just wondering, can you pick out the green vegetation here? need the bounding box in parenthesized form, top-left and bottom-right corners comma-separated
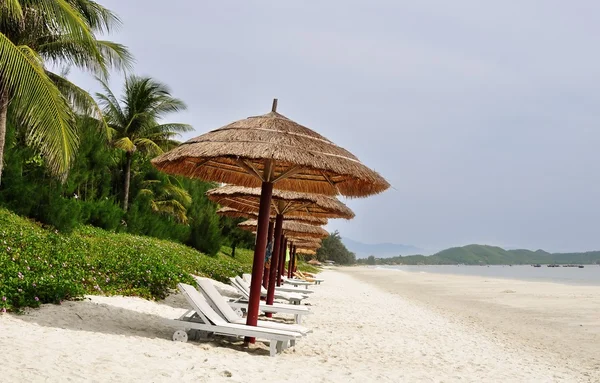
(356, 244, 600, 265)
(0, 208, 250, 312)
(316, 231, 356, 265)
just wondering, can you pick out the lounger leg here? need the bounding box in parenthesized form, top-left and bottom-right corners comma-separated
(270, 342, 277, 357)
(276, 341, 283, 354)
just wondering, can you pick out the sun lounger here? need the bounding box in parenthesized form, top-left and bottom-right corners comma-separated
(167, 283, 302, 357)
(235, 276, 307, 304)
(228, 278, 312, 324)
(282, 276, 314, 289)
(241, 273, 314, 295)
(197, 279, 311, 335)
(295, 271, 324, 284)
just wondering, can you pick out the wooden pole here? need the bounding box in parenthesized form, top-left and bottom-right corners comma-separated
(292, 245, 297, 274)
(266, 214, 284, 316)
(262, 220, 274, 289)
(277, 237, 287, 286)
(244, 181, 273, 343)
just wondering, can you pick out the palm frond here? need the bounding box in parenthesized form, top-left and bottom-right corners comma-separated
(35, 0, 97, 43)
(0, 0, 24, 24)
(153, 123, 194, 133)
(162, 183, 192, 206)
(0, 35, 77, 176)
(47, 70, 102, 118)
(66, 0, 122, 33)
(133, 138, 162, 155)
(95, 77, 125, 125)
(38, 37, 132, 76)
(113, 137, 135, 152)
(94, 40, 133, 72)
(152, 200, 188, 224)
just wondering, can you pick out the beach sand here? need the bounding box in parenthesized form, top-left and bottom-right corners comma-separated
(1, 268, 598, 382)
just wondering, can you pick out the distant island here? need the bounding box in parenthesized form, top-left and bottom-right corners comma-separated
(355, 244, 600, 265)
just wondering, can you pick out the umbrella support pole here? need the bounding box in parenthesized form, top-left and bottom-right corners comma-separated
(288, 246, 293, 278)
(244, 181, 273, 344)
(266, 214, 284, 316)
(262, 221, 274, 289)
(277, 237, 287, 286)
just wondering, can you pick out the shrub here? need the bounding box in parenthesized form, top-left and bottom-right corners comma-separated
(0, 209, 246, 312)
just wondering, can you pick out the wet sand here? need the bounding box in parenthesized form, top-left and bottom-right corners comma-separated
(343, 266, 600, 380)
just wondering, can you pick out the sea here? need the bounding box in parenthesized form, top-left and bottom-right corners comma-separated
(377, 264, 600, 286)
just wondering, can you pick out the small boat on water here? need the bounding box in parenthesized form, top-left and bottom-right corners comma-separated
(533, 264, 541, 268)
(578, 265, 584, 268)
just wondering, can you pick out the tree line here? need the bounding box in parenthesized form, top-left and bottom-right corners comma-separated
(0, 0, 254, 255)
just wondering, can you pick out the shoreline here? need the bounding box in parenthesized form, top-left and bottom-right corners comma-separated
(370, 264, 600, 287)
(342, 266, 600, 378)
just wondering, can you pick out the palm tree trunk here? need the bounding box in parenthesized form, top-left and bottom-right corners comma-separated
(123, 152, 133, 211)
(0, 88, 9, 186)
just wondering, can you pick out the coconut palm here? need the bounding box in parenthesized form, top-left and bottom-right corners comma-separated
(97, 75, 192, 211)
(138, 176, 192, 224)
(0, 0, 132, 182)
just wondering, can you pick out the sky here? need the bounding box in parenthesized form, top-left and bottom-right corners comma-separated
(70, 1, 600, 253)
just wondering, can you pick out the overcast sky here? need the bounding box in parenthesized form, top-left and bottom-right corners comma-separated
(71, 1, 600, 253)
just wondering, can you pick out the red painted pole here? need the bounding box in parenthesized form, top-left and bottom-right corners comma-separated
(287, 244, 293, 278)
(277, 237, 287, 286)
(293, 246, 296, 271)
(292, 246, 297, 274)
(245, 181, 273, 343)
(266, 214, 284, 316)
(262, 220, 274, 289)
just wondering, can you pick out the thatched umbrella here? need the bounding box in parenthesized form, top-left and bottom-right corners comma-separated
(217, 207, 328, 226)
(152, 100, 388, 335)
(237, 219, 328, 240)
(208, 185, 348, 310)
(208, 186, 355, 219)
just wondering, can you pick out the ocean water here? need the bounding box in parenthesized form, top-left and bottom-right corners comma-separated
(378, 264, 600, 286)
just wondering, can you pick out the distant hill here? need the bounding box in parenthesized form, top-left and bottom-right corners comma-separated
(356, 244, 600, 265)
(341, 237, 422, 258)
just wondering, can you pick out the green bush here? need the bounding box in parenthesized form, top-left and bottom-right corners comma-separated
(0, 209, 246, 312)
(81, 199, 124, 231)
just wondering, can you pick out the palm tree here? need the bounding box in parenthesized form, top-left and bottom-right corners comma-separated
(97, 75, 192, 211)
(0, 0, 132, 182)
(138, 176, 192, 224)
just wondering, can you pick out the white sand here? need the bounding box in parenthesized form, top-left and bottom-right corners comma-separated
(1, 269, 597, 382)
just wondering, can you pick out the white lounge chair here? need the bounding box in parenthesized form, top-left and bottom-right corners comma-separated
(235, 276, 307, 304)
(228, 278, 312, 324)
(196, 279, 311, 336)
(282, 277, 314, 289)
(295, 271, 324, 285)
(167, 283, 302, 357)
(242, 273, 314, 294)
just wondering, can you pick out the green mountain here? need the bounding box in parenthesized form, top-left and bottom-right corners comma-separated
(357, 244, 600, 265)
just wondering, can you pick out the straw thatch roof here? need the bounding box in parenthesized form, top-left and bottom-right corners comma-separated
(216, 207, 328, 225)
(297, 249, 317, 256)
(151, 102, 389, 197)
(237, 219, 328, 239)
(207, 185, 354, 219)
(293, 241, 321, 250)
